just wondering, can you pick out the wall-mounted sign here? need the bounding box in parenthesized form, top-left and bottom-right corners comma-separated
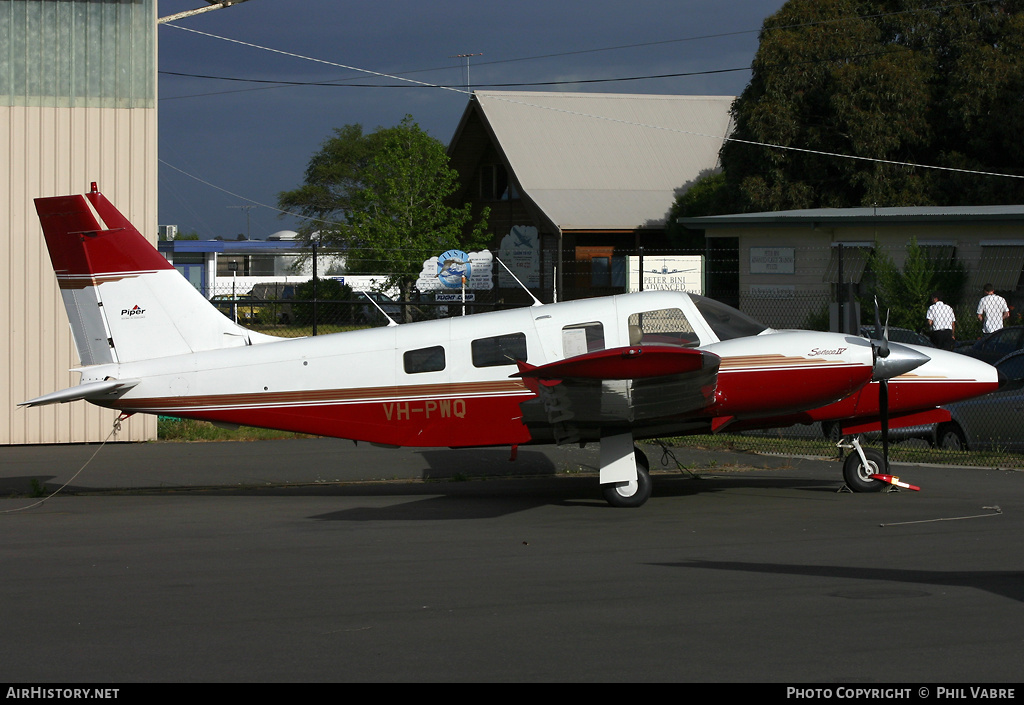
(749, 284, 795, 298)
(750, 247, 795, 274)
(626, 255, 703, 293)
(498, 225, 540, 288)
(416, 251, 493, 291)
(438, 249, 471, 288)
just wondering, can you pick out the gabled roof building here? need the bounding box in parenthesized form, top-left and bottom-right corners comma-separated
(447, 91, 734, 301)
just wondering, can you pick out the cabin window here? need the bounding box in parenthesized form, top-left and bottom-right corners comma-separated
(562, 322, 605, 357)
(472, 333, 528, 368)
(627, 309, 699, 347)
(404, 346, 446, 373)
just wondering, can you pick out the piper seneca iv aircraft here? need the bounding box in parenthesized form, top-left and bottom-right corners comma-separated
(23, 185, 1002, 507)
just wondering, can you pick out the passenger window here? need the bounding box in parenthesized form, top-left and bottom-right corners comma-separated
(472, 333, 528, 367)
(628, 309, 699, 347)
(404, 346, 445, 373)
(562, 322, 605, 357)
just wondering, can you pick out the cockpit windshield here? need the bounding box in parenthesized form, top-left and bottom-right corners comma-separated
(691, 294, 770, 341)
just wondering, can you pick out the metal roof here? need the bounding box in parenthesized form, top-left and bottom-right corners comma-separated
(679, 205, 1024, 229)
(158, 239, 308, 254)
(470, 91, 734, 230)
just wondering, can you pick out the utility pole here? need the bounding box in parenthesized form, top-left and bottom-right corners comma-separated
(450, 53, 482, 92)
(228, 205, 255, 239)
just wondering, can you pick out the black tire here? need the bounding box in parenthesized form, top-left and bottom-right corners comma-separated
(842, 448, 887, 492)
(601, 448, 652, 508)
(937, 423, 968, 451)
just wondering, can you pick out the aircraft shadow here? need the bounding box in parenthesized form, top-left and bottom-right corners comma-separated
(416, 448, 564, 479)
(306, 474, 842, 521)
(3, 470, 844, 522)
(653, 559, 1024, 603)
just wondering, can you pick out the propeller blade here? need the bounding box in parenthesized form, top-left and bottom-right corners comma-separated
(879, 378, 890, 472)
(873, 296, 889, 358)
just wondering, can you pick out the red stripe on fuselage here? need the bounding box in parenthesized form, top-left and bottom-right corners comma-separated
(145, 394, 537, 447)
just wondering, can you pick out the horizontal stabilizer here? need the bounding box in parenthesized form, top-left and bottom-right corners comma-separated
(514, 345, 716, 381)
(20, 379, 140, 407)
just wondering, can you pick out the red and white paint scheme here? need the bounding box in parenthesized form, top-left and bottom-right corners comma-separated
(23, 185, 1001, 506)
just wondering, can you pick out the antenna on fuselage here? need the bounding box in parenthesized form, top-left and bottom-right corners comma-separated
(496, 257, 544, 307)
(363, 293, 398, 327)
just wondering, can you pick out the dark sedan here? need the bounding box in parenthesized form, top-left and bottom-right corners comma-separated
(859, 326, 934, 347)
(936, 349, 1024, 451)
(956, 326, 1024, 364)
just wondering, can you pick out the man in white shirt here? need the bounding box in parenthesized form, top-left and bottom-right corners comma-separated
(926, 292, 956, 350)
(977, 283, 1009, 334)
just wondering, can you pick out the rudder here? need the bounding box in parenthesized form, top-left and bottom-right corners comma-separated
(34, 183, 277, 366)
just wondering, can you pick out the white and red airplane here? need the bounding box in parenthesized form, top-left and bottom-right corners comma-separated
(22, 184, 1001, 506)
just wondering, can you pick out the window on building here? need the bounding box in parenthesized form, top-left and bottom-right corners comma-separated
(575, 246, 626, 291)
(822, 243, 872, 285)
(479, 164, 511, 200)
(472, 333, 528, 367)
(217, 257, 247, 276)
(975, 244, 1024, 292)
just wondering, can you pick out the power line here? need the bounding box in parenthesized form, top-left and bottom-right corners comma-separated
(159, 0, 1020, 219)
(159, 0, 998, 99)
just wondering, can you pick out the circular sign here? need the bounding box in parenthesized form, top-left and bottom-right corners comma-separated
(438, 249, 471, 289)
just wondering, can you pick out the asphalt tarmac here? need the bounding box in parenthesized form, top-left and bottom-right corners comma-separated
(1, 438, 1022, 683)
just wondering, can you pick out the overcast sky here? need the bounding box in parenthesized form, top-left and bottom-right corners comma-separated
(157, 0, 788, 239)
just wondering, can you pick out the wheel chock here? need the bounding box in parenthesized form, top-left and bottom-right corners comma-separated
(869, 474, 920, 491)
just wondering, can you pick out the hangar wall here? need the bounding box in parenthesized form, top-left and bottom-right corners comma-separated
(1, 0, 158, 443)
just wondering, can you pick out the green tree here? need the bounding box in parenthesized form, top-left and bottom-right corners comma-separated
(292, 277, 354, 326)
(719, 0, 1024, 212)
(279, 116, 490, 314)
(665, 170, 733, 250)
(863, 239, 967, 332)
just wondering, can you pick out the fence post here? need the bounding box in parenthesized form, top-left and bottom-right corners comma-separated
(312, 241, 318, 336)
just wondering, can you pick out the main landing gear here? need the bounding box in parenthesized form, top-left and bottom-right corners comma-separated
(602, 448, 652, 508)
(598, 433, 652, 508)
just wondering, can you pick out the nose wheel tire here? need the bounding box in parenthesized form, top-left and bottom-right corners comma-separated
(842, 448, 887, 493)
(601, 448, 652, 508)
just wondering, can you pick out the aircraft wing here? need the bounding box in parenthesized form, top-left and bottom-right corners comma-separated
(19, 379, 140, 407)
(514, 345, 719, 443)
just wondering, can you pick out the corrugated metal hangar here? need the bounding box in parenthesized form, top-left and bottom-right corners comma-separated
(2, 0, 158, 444)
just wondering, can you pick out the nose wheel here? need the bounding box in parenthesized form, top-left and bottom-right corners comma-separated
(839, 438, 887, 493)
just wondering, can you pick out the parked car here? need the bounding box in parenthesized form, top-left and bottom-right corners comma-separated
(955, 326, 1024, 364)
(211, 294, 264, 322)
(823, 351, 1024, 451)
(935, 349, 1024, 451)
(354, 290, 402, 324)
(248, 283, 296, 324)
(858, 326, 934, 347)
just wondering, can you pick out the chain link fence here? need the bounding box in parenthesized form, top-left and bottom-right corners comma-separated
(197, 242, 1024, 469)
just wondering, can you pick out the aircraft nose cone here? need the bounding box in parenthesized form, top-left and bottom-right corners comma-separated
(872, 342, 931, 381)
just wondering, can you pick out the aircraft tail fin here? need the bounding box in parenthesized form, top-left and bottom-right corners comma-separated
(34, 183, 278, 366)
